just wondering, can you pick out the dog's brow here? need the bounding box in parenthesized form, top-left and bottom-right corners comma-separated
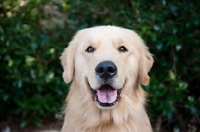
(112, 38, 125, 47)
(89, 39, 100, 47)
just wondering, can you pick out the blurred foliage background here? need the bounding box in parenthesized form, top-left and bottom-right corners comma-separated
(0, 0, 200, 131)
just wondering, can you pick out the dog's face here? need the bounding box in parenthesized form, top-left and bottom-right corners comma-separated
(61, 26, 153, 109)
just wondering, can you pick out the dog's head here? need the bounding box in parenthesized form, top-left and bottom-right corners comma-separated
(61, 26, 153, 109)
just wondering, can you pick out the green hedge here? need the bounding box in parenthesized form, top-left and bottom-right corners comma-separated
(1, 0, 200, 131)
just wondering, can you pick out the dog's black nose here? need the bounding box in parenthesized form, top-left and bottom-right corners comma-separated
(95, 61, 117, 79)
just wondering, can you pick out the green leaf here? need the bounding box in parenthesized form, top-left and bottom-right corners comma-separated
(156, 41, 163, 51)
(169, 70, 176, 80)
(20, 121, 29, 129)
(25, 56, 35, 66)
(175, 44, 182, 51)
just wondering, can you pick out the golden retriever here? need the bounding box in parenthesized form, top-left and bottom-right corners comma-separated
(60, 26, 154, 132)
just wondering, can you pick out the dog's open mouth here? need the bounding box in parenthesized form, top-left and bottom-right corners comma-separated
(90, 84, 122, 107)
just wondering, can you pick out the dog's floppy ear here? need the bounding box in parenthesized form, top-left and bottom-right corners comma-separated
(127, 29, 154, 86)
(60, 35, 79, 83)
(138, 45, 154, 86)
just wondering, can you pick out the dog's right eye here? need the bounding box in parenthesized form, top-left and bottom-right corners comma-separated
(85, 46, 95, 53)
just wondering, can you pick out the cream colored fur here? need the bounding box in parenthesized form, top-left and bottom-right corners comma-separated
(60, 26, 154, 132)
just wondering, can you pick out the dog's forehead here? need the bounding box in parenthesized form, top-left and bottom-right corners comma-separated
(82, 26, 126, 39)
(87, 37, 124, 47)
(75, 26, 142, 56)
(80, 29, 128, 47)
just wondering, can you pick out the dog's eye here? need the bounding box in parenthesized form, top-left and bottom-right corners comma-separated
(119, 46, 128, 52)
(85, 46, 95, 53)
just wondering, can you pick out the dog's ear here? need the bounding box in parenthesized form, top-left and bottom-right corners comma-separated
(60, 35, 78, 83)
(138, 45, 154, 86)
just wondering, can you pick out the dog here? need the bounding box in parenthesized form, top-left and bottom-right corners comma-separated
(60, 25, 154, 132)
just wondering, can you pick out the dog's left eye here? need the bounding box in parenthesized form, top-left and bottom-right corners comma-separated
(85, 46, 95, 53)
(119, 46, 128, 52)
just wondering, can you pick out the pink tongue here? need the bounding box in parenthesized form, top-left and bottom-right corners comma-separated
(97, 85, 117, 103)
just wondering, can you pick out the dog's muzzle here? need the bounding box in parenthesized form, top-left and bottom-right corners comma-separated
(90, 61, 122, 107)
